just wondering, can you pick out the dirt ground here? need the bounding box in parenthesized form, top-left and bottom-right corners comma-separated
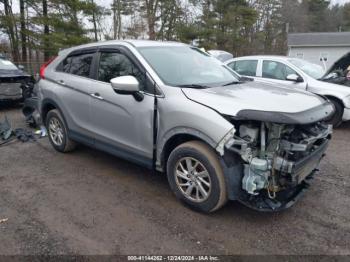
(0, 104, 349, 256)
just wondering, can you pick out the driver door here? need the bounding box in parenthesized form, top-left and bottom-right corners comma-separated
(89, 47, 155, 168)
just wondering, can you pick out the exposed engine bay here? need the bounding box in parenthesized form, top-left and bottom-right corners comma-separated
(224, 120, 332, 210)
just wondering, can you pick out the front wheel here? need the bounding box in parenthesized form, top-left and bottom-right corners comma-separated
(166, 141, 227, 213)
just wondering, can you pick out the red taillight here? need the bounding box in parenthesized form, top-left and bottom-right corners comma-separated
(39, 56, 57, 79)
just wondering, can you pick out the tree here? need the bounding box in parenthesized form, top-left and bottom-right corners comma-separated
(20, 0, 27, 62)
(1, 0, 20, 61)
(302, 0, 330, 32)
(42, 0, 50, 60)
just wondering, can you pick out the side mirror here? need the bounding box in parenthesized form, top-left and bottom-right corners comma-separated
(286, 74, 303, 83)
(18, 65, 24, 70)
(110, 75, 144, 101)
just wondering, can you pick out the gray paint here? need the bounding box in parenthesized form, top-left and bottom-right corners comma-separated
(38, 40, 332, 170)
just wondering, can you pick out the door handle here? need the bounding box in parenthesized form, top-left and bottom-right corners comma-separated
(90, 93, 104, 100)
(57, 80, 66, 85)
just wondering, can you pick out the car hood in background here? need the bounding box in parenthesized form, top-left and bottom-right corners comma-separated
(0, 69, 31, 78)
(324, 52, 350, 77)
(182, 81, 334, 124)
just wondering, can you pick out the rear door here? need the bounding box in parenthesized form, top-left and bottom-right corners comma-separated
(54, 49, 96, 143)
(259, 60, 307, 90)
(89, 46, 155, 167)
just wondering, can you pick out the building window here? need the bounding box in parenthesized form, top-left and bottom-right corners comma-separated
(296, 53, 304, 59)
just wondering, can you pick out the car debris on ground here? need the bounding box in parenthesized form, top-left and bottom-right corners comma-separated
(0, 116, 46, 147)
(0, 218, 8, 224)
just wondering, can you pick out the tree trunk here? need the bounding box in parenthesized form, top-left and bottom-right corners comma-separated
(42, 0, 50, 61)
(117, 0, 121, 39)
(91, 0, 98, 41)
(20, 0, 27, 63)
(3, 0, 20, 62)
(112, 0, 117, 39)
(145, 0, 158, 40)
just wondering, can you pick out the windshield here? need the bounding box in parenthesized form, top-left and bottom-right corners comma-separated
(0, 59, 18, 70)
(288, 58, 325, 79)
(138, 46, 239, 87)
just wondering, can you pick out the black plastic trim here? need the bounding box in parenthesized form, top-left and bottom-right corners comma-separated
(236, 102, 335, 124)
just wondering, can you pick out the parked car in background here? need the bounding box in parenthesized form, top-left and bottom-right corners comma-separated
(207, 50, 234, 62)
(36, 40, 333, 213)
(322, 52, 350, 87)
(0, 58, 34, 103)
(226, 56, 350, 126)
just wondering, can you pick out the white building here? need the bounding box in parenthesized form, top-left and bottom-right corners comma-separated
(288, 32, 350, 70)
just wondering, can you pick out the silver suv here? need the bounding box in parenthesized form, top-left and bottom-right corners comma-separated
(37, 40, 333, 212)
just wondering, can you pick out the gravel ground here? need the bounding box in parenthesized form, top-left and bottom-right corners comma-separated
(0, 104, 349, 255)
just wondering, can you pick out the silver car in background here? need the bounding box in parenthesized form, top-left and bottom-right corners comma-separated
(225, 56, 350, 126)
(36, 40, 333, 212)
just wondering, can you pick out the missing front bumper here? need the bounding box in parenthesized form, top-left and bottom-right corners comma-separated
(238, 172, 316, 212)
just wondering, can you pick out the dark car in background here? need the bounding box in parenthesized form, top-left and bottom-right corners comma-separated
(0, 58, 34, 103)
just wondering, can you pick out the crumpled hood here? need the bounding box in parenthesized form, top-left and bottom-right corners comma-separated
(182, 81, 333, 123)
(323, 52, 350, 77)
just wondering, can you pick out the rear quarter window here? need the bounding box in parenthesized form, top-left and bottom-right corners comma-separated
(56, 53, 94, 78)
(56, 56, 72, 73)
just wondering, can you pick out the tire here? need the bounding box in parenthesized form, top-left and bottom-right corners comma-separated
(327, 98, 343, 127)
(46, 109, 77, 152)
(166, 141, 227, 213)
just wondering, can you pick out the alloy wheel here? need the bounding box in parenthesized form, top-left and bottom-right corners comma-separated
(48, 117, 64, 146)
(174, 157, 211, 203)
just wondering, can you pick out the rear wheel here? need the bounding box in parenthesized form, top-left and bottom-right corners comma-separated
(166, 141, 227, 213)
(46, 109, 76, 152)
(327, 98, 343, 127)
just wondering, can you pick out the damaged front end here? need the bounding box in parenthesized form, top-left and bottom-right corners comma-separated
(0, 75, 34, 102)
(219, 118, 332, 211)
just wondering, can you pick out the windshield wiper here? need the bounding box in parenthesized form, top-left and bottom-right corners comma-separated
(222, 81, 243, 86)
(176, 84, 210, 89)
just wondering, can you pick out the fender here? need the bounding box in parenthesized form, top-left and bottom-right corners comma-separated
(156, 127, 218, 171)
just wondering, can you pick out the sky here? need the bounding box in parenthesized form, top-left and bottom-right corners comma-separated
(332, 0, 350, 4)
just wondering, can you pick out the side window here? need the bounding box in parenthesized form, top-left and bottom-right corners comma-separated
(229, 60, 257, 76)
(69, 53, 94, 77)
(56, 57, 72, 73)
(262, 60, 298, 80)
(98, 52, 147, 91)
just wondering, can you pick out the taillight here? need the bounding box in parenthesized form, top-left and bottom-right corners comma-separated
(39, 56, 57, 79)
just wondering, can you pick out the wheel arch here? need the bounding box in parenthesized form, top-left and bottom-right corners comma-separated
(156, 128, 218, 172)
(41, 98, 60, 123)
(324, 95, 345, 108)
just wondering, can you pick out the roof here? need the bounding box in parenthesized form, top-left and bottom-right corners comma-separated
(59, 40, 186, 55)
(226, 55, 289, 63)
(288, 32, 350, 47)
